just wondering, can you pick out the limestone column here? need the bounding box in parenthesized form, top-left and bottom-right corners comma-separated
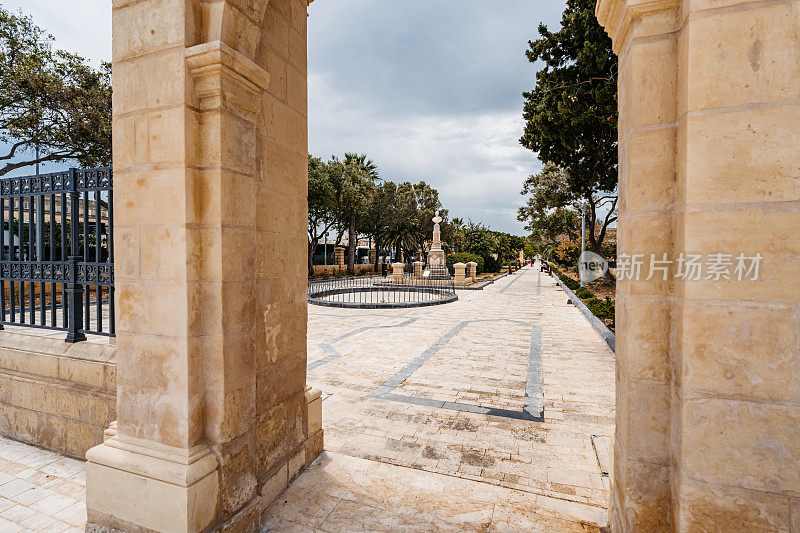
(453, 263, 466, 286)
(597, 0, 800, 530)
(413, 261, 424, 278)
(87, 1, 322, 531)
(595, 2, 679, 529)
(519, 249, 524, 265)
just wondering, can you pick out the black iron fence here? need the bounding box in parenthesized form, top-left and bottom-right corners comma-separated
(308, 267, 456, 308)
(0, 167, 114, 341)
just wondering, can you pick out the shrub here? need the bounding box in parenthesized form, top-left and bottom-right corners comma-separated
(446, 253, 484, 275)
(562, 277, 579, 291)
(584, 297, 616, 329)
(575, 287, 594, 300)
(483, 255, 503, 273)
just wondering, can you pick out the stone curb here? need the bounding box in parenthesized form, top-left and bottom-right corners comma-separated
(552, 276, 616, 354)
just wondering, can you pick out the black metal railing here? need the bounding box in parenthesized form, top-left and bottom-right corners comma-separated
(308, 267, 456, 308)
(0, 167, 114, 341)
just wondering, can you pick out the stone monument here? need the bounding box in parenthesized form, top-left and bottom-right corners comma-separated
(426, 211, 446, 270)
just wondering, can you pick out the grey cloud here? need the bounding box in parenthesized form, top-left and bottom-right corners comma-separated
(309, 0, 565, 233)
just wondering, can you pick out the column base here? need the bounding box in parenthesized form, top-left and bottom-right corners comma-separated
(85, 427, 219, 533)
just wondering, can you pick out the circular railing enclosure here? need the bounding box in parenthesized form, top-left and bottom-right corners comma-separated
(308, 268, 457, 309)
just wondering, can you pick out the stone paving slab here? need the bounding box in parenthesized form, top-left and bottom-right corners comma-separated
(0, 436, 86, 532)
(263, 451, 606, 532)
(307, 266, 616, 513)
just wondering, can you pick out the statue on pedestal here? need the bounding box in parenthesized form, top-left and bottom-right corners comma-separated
(426, 211, 446, 272)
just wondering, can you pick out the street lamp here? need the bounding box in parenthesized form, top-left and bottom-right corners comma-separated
(580, 200, 586, 288)
(323, 232, 329, 265)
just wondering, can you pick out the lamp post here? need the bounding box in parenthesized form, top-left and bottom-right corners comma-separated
(323, 232, 329, 265)
(580, 201, 586, 288)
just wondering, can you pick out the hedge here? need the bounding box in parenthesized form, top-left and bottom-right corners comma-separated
(549, 264, 615, 330)
(446, 253, 484, 275)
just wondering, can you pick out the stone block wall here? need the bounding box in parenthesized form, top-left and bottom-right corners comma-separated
(0, 333, 115, 458)
(313, 264, 375, 276)
(597, 0, 800, 530)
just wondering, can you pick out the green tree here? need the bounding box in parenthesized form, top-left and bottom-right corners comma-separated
(400, 181, 445, 262)
(449, 217, 465, 254)
(307, 155, 339, 276)
(520, 0, 618, 274)
(518, 164, 582, 243)
(0, 8, 111, 175)
(361, 180, 398, 269)
(342, 153, 378, 273)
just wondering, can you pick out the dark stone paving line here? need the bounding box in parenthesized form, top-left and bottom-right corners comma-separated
(308, 317, 420, 371)
(498, 267, 530, 294)
(524, 325, 543, 417)
(370, 319, 544, 421)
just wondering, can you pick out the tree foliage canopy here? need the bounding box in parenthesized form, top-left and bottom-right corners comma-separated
(520, 0, 617, 196)
(307, 154, 524, 275)
(0, 7, 111, 176)
(519, 0, 618, 266)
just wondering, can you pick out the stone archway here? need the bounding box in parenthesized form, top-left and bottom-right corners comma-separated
(86, 1, 320, 531)
(87, 0, 799, 531)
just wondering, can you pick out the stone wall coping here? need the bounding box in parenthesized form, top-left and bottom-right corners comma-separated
(595, 0, 679, 52)
(0, 331, 116, 364)
(0, 331, 116, 390)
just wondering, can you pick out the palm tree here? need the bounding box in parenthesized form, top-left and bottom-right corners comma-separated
(451, 217, 465, 254)
(343, 153, 379, 273)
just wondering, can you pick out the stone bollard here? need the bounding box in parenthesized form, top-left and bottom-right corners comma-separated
(413, 261, 424, 279)
(334, 247, 345, 268)
(467, 261, 477, 282)
(392, 262, 405, 284)
(454, 262, 466, 286)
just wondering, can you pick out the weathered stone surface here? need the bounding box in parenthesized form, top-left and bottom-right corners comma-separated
(87, 0, 320, 530)
(598, 0, 800, 530)
(0, 332, 115, 458)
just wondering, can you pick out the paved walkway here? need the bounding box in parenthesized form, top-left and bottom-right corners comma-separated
(0, 265, 616, 531)
(266, 265, 616, 530)
(0, 437, 86, 532)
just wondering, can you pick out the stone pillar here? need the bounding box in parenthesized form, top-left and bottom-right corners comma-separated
(334, 246, 345, 268)
(467, 261, 478, 282)
(369, 249, 377, 265)
(392, 262, 404, 284)
(597, 1, 800, 531)
(519, 249, 524, 265)
(88, 1, 322, 531)
(413, 261, 424, 278)
(453, 263, 466, 286)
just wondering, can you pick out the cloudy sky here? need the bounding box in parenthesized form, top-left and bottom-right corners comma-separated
(2, 0, 566, 234)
